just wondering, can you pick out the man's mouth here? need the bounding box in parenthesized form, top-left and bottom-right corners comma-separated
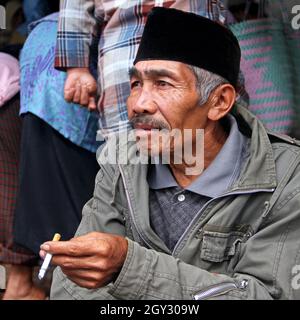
(134, 123, 158, 130)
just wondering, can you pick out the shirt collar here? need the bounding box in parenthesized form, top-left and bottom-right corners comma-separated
(147, 114, 248, 197)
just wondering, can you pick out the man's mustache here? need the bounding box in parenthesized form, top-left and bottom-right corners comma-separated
(130, 115, 170, 130)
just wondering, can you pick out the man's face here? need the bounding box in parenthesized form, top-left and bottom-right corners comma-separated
(127, 60, 210, 157)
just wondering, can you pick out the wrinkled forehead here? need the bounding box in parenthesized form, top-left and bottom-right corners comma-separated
(129, 60, 194, 80)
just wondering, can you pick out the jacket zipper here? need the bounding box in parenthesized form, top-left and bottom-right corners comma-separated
(118, 165, 157, 250)
(172, 188, 274, 255)
(193, 279, 248, 300)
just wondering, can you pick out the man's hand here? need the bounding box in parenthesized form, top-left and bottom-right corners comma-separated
(64, 67, 97, 110)
(39, 232, 128, 289)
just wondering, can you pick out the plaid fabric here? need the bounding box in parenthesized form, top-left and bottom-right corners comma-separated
(0, 96, 36, 265)
(55, 0, 227, 137)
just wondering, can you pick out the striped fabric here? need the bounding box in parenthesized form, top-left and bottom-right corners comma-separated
(0, 96, 36, 265)
(230, 18, 300, 134)
(55, 0, 227, 137)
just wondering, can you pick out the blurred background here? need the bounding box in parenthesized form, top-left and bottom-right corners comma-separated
(0, 0, 59, 51)
(1, 0, 299, 50)
(0, 0, 299, 138)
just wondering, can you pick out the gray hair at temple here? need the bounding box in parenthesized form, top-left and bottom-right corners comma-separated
(188, 65, 229, 106)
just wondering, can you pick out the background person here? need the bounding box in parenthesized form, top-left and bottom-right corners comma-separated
(55, 0, 249, 138)
(0, 52, 41, 300)
(7, 14, 100, 299)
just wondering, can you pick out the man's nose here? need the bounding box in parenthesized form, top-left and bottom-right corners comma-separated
(132, 88, 157, 114)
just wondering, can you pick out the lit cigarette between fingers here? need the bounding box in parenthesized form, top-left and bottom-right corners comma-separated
(38, 233, 61, 280)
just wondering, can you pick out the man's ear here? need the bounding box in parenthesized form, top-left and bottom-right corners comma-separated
(207, 84, 236, 121)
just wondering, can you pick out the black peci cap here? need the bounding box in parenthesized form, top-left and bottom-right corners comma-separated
(134, 7, 241, 87)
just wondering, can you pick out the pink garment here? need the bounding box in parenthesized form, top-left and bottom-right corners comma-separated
(0, 53, 20, 108)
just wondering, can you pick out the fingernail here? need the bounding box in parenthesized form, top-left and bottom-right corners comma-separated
(40, 244, 50, 251)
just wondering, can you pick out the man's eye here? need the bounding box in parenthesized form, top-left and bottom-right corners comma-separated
(156, 80, 171, 87)
(130, 81, 141, 89)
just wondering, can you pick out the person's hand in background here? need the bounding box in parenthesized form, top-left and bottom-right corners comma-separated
(64, 67, 97, 110)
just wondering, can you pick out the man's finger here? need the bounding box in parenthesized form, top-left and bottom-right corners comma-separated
(40, 240, 91, 256)
(73, 83, 81, 103)
(64, 87, 75, 102)
(40, 237, 109, 256)
(60, 270, 103, 289)
(51, 255, 104, 270)
(88, 96, 97, 111)
(87, 79, 97, 95)
(39, 249, 46, 259)
(80, 85, 89, 106)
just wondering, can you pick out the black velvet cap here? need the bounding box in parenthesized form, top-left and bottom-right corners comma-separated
(134, 7, 241, 87)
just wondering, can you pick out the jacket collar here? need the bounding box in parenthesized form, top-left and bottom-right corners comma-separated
(229, 104, 277, 191)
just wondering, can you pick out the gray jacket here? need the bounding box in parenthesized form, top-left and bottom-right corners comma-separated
(51, 105, 300, 300)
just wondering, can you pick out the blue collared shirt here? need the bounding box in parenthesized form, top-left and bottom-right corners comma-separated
(148, 114, 249, 251)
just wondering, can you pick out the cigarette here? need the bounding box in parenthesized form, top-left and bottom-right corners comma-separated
(38, 233, 61, 280)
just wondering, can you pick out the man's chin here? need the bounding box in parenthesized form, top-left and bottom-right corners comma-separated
(136, 143, 162, 158)
(134, 128, 153, 137)
(134, 129, 174, 159)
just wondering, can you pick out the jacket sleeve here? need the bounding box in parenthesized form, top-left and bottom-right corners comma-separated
(50, 161, 126, 300)
(55, 0, 103, 69)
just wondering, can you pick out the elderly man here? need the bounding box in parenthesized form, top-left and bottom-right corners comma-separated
(45, 8, 300, 300)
